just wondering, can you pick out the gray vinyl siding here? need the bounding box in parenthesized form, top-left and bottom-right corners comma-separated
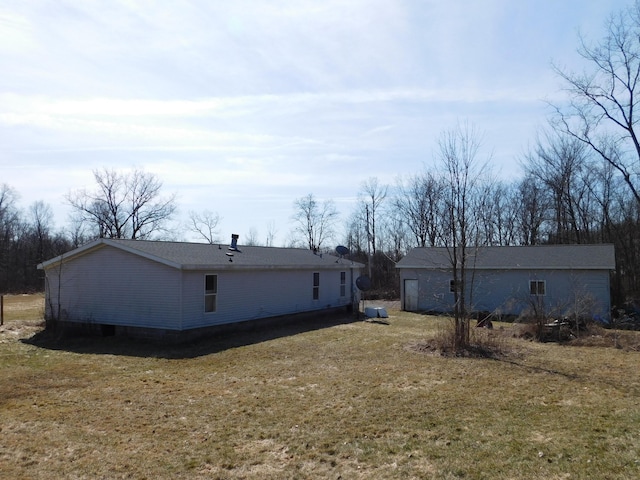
(471, 270, 611, 317)
(181, 268, 354, 329)
(45, 246, 182, 329)
(400, 268, 611, 318)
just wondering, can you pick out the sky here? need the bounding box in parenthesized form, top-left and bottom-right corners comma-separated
(0, 0, 631, 247)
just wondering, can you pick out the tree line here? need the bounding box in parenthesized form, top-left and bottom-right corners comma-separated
(295, 1, 640, 310)
(0, 186, 73, 293)
(3, 1, 640, 310)
(0, 168, 179, 293)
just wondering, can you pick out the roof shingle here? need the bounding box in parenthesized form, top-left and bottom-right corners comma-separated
(396, 245, 615, 270)
(39, 238, 363, 271)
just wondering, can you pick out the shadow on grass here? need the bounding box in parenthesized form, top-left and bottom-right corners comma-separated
(491, 356, 580, 380)
(22, 311, 362, 359)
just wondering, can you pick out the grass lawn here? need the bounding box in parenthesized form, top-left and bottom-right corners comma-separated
(1, 295, 640, 479)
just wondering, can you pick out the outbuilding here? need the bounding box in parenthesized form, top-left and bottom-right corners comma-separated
(396, 244, 615, 320)
(38, 237, 363, 340)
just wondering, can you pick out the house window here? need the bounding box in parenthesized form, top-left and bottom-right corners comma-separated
(340, 272, 346, 297)
(449, 279, 460, 293)
(205, 274, 217, 312)
(530, 280, 546, 296)
(313, 272, 320, 300)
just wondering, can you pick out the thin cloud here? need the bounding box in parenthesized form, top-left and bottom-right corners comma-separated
(0, 0, 631, 245)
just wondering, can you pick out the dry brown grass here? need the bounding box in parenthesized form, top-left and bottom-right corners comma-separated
(0, 293, 45, 339)
(2, 295, 640, 479)
(1, 293, 44, 320)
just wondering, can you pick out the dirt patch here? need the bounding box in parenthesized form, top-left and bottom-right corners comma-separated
(0, 320, 44, 341)
(406, 340, 510, 358)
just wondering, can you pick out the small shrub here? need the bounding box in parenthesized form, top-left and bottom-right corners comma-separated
(432, 320, 458, 352)
(430, 316, 510, 358)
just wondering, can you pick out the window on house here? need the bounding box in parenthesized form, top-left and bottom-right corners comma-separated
(205, 274, 217, 312)
(340, 271, 346, 297)
(529, 280, 546, 296)
(449, 279, 460, 293)
(313, 272, 320, 300)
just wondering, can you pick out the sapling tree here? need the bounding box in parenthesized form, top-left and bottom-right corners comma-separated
(436, 122, 490, 351)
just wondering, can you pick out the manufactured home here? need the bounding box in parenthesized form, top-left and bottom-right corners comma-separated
(396, 244, 615, 319)
(38, 237, 363, 340)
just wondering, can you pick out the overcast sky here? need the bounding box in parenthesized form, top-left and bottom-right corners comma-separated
(0, 0, 629, 246)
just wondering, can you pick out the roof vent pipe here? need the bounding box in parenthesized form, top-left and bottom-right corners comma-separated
(230, 234, 239, 251)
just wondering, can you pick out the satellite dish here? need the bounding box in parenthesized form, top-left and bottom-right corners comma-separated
(356, 275, 371, 291)
(335, 245, 350, 257)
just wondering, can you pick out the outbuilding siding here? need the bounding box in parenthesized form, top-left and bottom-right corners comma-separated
(397, 245, 615, 319)
(400, 268, 611, 317)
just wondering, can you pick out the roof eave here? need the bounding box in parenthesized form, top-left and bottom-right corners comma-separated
(38, 238, 183, 270)
(101, 239, 182, 269)
(38, 238, 105, 270)
(182, 262, 365, 270)
(396, 264, 615, 271)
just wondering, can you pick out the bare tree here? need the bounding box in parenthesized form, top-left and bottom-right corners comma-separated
(265, 220, 278, 247)
(394, 172, 444, 247)
(128, 169, 177, 239)
(437, 122, 490, 351)
(28, 201, 54, 264)
(358, 177, 388, 257)
(550, 0, 640, 298)
(553, 0, 640, 206)
(523, 130, 591, 243)
(0, 184, 22, 291)
(476, 181, 520, 246)
(187, 210, 222, 244)
(66, 215, 91, 248)
(516, 174, 548, 246)
(245, 227, 260, 246)
(344, 210, 368, 256)
(67, 168, 177, 240)
(291, 193, 339, 251)
(0, 184, 20, 245)
(0, 187, 72, 293)
(381, 213, 409, 261)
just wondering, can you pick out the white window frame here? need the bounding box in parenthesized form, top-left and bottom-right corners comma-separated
(205, 274, 217, 313)
(529, 279, 546, 296)
(313, 272, 320, 300)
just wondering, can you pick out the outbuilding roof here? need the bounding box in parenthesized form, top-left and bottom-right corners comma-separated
(395, 244, 615, 271)
(38, 238, 363, 271)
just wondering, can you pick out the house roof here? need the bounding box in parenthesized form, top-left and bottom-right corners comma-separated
(38, 238, 364, 271)
(395, 244, 616, 271)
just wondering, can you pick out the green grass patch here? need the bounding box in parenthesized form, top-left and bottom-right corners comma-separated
(1, 295, 640, 478)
